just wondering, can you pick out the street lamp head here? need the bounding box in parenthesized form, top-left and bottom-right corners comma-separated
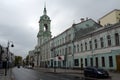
(11, 44, 14, 47)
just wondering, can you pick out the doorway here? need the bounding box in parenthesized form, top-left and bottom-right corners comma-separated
(116, 55, 120, 71)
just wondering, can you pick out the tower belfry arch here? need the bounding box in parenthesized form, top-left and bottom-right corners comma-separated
(36, 4, 52, 67)
(37, 4, 52, 46)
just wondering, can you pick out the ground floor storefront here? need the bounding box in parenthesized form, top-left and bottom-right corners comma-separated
(50, 49, 120, 71)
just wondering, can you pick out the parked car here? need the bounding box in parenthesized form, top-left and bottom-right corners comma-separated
(25, 65, 33, 69)
(84, 67, 109, 78)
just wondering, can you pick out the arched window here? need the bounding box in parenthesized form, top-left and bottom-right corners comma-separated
(89, 41, 92, 50)
(60, 39, 61, 45)
(62, 38, 64, 44)
(62, 48, 64, 55)
(85, 58, 87, 66)
(74, 45, 76, 53)
(77, 44, 79, 52)
(100, 37, 104, 48)
(85, 42, 87, 51)
(94, 39, 97, 49)
(69, 46, 71, 54)
(44, 24, 48, 31)
(81, 44, 83, 52)
(109, 56, 113, 67)
(115, 33, 119, 46)
(107, 35, 111, 47)
(101, 57, 105, 67)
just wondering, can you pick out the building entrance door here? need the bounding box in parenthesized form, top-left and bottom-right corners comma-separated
(116, 55, 120, 71)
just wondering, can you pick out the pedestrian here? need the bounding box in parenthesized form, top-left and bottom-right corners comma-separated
(32, 63, 34, 68)
(45, 64, 47, 68)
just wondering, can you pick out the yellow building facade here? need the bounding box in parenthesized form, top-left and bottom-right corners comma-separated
(99, 9, 120, 26)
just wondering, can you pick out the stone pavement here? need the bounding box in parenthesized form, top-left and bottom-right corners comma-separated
(34, 67, 120, 80)
(0, 68, 13, 80)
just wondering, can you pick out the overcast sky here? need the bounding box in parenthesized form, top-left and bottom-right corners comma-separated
(0, 0, 120, 58)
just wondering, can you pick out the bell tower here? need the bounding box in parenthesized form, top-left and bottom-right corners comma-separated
(37, 5, 51, 46)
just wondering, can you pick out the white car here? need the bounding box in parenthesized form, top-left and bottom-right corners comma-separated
(27, 65, 32, 69)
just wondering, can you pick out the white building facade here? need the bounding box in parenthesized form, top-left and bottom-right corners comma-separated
(32, 5, 52, 67)
(31, 8, 120, 71)
(74, 22, 120, 71)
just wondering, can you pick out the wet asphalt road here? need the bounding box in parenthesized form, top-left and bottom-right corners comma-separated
(12, 67, 80, 80)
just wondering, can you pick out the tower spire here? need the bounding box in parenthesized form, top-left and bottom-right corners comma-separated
(43, 2, 47, 15)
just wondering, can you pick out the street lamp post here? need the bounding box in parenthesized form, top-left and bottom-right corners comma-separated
(5, 41, 14, 76)
(0, 45, 3, 62)
(0, 45, 3, 69)
(91, 33, 94, 67)
(37, 51, 39, 67)
(53, 49, 56, 72)
(72, 40, 75, 69)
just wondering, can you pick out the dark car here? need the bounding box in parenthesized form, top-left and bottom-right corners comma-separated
(17, 65, 20, 68)
(84, 67, 109, 78)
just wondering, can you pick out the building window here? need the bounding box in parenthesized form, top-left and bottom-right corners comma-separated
(68, 46, 71, 54)
(63, 60, 65, 67)
(89, 41, 92, 50)
(62, 38, 64, 44)
(95, 57, 98, 67)
(81, 44, 83, 52)
(81, 58, 83, 68)
(44, 24, 48, 31)
(65, 48, 67, 54)
(101, 57, 105, 67)
(100, 37, 104, 48)
(58, 50, 59, 55)
(60, 39, 61, 45)
(74, 45, 76, 53)
(85, 58, 87, 66)
(58, 40, 59, 45)
(60, 49, 61, 55)
(68, 34, 71, 41)
(90, 58, 93, 66)
(55, 42, 57, 46)
(94, 39, 97, 49)
(107, 35, 111, 47)
(65, 36, 67, 42)
(115, 33, 119, 46)
(77, 44, 79, 52)
(74, 59, 79, 66)
(62, 48, 64, 55)
(85, 42, 87, 51)
(109, 56, 113, 67)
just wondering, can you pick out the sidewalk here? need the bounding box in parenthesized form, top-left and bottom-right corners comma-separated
(34, 67, 120, 80)
(0, 68, 13, 80)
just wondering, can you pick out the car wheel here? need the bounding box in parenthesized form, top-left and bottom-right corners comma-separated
(94, 74, 98, 78)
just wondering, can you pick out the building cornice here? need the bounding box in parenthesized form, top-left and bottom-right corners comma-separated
(76, 22, 120, 41)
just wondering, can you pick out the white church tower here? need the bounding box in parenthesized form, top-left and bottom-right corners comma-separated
(35, 4, 52, 67)
(37, 5, 51, 46)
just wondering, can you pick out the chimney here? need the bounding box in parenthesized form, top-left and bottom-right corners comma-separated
(80, 18, 84, 22)
(86, 17, 89, 20)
